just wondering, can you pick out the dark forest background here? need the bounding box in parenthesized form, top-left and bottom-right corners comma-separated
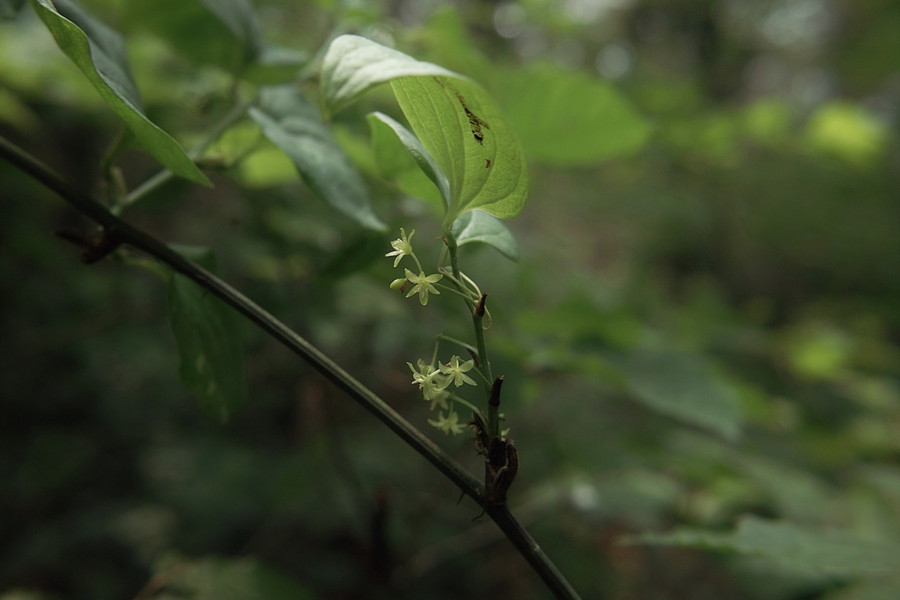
(2, 0, 899, 598)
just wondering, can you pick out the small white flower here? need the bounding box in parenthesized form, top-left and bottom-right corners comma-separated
(404, 269, 443, 306)
(428, 409, 466, 435)
(440, 355, 477, 387)
(385, 228, 415, 267)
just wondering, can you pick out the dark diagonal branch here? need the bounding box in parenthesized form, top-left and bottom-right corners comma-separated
(0, 134, 582, 600)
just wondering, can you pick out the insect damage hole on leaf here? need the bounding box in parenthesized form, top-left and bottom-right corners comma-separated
(435, 77, 491, 145)
(463, 103, 489, 144)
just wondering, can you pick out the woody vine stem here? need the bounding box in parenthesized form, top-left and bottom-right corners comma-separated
(0, 134, 581, 600)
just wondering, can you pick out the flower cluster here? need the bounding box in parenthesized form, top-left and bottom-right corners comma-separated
(408, 355, 477, 435)
(387, 228, 483, 436)
(385, 228, 443, 306)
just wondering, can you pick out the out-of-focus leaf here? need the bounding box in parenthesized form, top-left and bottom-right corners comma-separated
(318, 231, 387, 281)
(320, 34, 456, 116)
(404, 7, 489, 76)
(321, 35, 529, 225)
(451, 209, 519, 261)
(806, 102, 888, 165)
(741, 99, 793, 146)
(32, 0, 209, 184)
(237, 145, 296, 188)
(621, 349, 742, 440)
(628, 515, 900, 577)
(167, 250, 246, 421)
(243, 44, 307, 84)
(126, 0, 261, 75)
(0, 0, 25, 19)
(493, 65, 651, 166)
(249, 85, 385, 230)
(825, 574, 900, 600)
(162, 556, 315, 600)
(0, 87, 39, 131)
(367, 111, 447, 210)
(736, 455, 834, 522)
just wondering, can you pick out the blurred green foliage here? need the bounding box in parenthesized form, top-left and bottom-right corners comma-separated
(1, 1, 899, 599)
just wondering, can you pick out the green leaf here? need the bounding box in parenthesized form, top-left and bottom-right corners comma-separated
(249, 85, 385, 231)
(392, 75, 529, 224)
(321, 35, 529, 224)
(126, 0, 262, 75)
(0, 0, 25, 19)
(318, 231, 387, 281)
(163, 556, 315, 600)
(620, 349, 742, 440)
(243, 44, 308, 85)
(493, 65, 651, 166)
(167, 250, 246, 421)
(628, 516, 900, 577)
(827, 575, 900, 600)
(126, 0, 304, 83)
(31, 0, 209, 184)
(321, 34, 457, 117)
(451, 210, 519, 261)
(367, 111, 448, 211)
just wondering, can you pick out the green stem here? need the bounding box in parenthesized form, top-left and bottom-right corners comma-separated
(114, 94, 258, 214)
(445, 234, 490, 381)
(434, 282, 474, 301)
(445, 232, 497, 436)
(0, 135, 582, 600)
(448, 394, 482, 416)
(473, 307, 492, 384)
(436, 333, 477, 357)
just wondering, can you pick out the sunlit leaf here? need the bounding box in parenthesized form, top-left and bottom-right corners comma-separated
(621, 349, 741, 440)
(236, 144, 296, 188)
(167, 250, 246, 422)
(492, 65, 651, 166)
(806, 101, 888, 165)
(628, 515, 900, 577)
(392, 75, 529, 224)
(367, 111, 447, 210)
(249, 85, 385, 230)
(451, 209, 519, 261)
(321, 35, 529, 225)
(32, 0, 209, 184)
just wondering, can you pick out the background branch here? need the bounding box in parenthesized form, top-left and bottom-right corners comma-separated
(0, 134, 582, 600)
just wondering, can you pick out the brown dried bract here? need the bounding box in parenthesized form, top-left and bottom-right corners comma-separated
(469, 410, 518, 507)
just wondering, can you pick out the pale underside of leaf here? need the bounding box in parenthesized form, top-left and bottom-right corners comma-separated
(320, 34, 457, 116)
(451, 210, 519, 261)
(367, 111, 449, 211)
